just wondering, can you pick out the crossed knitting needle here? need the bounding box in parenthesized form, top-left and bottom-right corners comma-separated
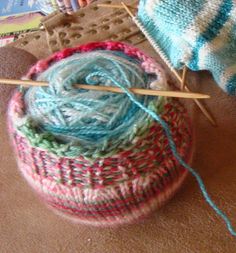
(97, 2, 216, 126)
(0, 78, 209, 99)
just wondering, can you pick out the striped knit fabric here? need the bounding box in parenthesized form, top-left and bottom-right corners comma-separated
(137, 0, 236, 95)
(8, 42, 193, 226)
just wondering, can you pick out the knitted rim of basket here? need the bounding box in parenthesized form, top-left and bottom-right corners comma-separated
(8, 41, 193, 226)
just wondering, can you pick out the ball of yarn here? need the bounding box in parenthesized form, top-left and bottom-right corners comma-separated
(8, 42, 193, 226)
(24, 50, 164, 151)
(0, 47, 37, 114)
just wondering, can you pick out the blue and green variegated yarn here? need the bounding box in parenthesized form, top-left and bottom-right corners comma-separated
(24, 50, 164, 154)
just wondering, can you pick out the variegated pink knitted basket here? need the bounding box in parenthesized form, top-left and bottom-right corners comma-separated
(8, 42, 193, 226)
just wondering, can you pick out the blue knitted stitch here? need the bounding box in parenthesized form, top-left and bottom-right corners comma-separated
(137, 0, 236, 94)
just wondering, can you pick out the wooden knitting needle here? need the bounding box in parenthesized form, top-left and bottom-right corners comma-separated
(97, 4, 134, 9)
(97, 4, 121, 8)
(97, 3, 137, 9)
(0, 78, 210, 99)
(121, 2, 216, 126)
(181, 66, 187, 91)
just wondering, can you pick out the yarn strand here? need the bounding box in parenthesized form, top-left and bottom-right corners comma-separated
(112, 76, 236, 237)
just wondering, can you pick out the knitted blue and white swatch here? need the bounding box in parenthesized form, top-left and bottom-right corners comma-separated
(137, 0, 236, 95)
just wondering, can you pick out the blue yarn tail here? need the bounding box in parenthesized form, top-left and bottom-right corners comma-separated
(114, 79, 236, 237)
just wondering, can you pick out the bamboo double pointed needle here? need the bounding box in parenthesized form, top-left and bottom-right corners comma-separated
(181, 66, 187, 91)
(97, 3, 137, 9)
(0, 78, 210, 99)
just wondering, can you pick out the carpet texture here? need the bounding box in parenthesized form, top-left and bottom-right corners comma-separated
(0, 47, 37, 115)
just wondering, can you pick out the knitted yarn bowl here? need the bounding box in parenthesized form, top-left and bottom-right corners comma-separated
(8, 42, 193, 226)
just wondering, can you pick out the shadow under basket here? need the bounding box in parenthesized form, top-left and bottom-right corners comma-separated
(8, 90, 193, 227)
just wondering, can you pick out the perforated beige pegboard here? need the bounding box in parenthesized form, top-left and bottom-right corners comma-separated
(9, 30, 50, 59)
(9, 0, 144, 58)
(43, 0, 142, 52)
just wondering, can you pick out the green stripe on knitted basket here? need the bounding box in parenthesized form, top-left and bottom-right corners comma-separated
(16, 98, 165, 160)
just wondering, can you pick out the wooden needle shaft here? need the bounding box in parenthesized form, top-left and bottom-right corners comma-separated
(97, 4, 126, 8)
(121, 2, 134, 17)
(97, 3, 137, 9)
(181, 66, 187, 91)
(78, 84, 209, 99)
(0, 78, 210, 99)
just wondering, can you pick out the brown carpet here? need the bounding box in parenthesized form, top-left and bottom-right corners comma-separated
(1, 42, 236, 252)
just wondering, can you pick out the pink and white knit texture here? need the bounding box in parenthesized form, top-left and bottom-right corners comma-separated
(8, 42, 193, 226)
